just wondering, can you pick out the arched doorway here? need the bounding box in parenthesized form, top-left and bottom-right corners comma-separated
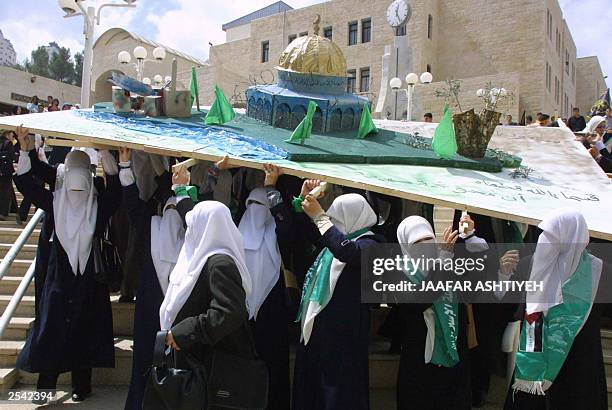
(93, 69, 125, 104)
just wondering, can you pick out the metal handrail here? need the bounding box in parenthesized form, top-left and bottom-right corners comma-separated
(0, 208, 44, 281)
(0, 208, 44, 339)
(0, 259, 36, 339)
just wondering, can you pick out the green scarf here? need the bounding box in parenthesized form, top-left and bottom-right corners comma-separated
(406, 267, 459, 367)
(513, 251, 593, 395)
(296, 227, 370, 323)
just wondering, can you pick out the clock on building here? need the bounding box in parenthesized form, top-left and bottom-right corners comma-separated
(386, 0, 411, 28)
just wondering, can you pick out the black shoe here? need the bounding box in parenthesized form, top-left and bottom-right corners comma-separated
(118, 295, 135, 303)
(72, 390, 90, 402)
(0, 214, 6, 221)
(15, 214, 22, 225)
(472, 390, 487, 408)
(32, 396, 48, 406)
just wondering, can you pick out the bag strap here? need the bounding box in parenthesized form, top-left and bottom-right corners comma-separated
(153, 330, 169, 368)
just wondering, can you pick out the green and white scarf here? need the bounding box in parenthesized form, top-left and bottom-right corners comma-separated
(513, 251, 602, 395)
(296, 227, 371, 344)
(406, 268, 459, 368)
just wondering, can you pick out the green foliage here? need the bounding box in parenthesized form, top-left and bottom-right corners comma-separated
(49, 46, 74, 83)
(73, 51, 83, 86)
(24, 46, 50, 77)
(434, 79, 463, 112)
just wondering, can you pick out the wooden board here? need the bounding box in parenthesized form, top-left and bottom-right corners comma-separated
(2, 109, 612, 240)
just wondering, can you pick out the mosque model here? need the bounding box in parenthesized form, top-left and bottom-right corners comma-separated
(246, 16, 369, 133)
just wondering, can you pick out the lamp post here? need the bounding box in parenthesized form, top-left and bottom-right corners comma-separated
(389, 71, 433, 121)
(58, 0, 138, 108)
(117, 46, 167, 82)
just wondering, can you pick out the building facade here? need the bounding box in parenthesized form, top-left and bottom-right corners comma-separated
(0, 30, 16, 67)
(202, 0, 605, 121)
(576, 56, 607, 115)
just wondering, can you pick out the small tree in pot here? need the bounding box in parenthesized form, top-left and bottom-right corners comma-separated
(435, 80, 513, 158)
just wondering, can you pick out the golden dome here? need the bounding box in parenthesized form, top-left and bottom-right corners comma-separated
(277, 33, 347, 77)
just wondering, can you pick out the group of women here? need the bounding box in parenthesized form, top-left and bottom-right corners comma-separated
(11, 124, 610, 410)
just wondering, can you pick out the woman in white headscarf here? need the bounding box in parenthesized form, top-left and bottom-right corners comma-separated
(118, 148, 196, 410)
(504, 209, 608, 410)
(291, 184, 383, 410)
(395, 215, 473, 410)
(159, 201, 257, 384)
(12, 126, 121, 404)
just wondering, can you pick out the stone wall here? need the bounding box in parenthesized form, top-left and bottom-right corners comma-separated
(0, 66, 81, 110)
(576, 56, 606, 115)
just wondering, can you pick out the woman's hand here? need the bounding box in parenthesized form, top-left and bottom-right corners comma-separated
(500, 250, 520, 275)
(263, 163, 283, 187)
(300, 179, 321, 197)
(459, 214, 475, 233)
(302, 194, 324, 220)
(173, 165, 190, 186)
(440, 225, 459, 252)
(119, 147, 131, 163)
(216, 155, 236, 171)
(166, 331, 181, 351)
(15, 125, 30, 150)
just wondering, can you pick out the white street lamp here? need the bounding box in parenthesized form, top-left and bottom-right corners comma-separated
(142, 77, 151, 85)
(389, 71, 433, 121)
(117, 46, 167, 82)
(58, 0, 138, 108)
(153, 74, 163, 85)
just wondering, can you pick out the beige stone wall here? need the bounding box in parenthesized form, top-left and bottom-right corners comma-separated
(576, 56, 606, 115)
(0, 66, 81, 109)
(202, 0, 586, 120)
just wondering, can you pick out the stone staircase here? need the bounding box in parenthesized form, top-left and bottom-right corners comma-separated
(0, 203, 607, 409)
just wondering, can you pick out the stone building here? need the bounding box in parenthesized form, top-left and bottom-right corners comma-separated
(576, 56, 608, 115)
(0, 30, 16, 67)
(91, 28, 209, 104)
(203, 0, 605, 122)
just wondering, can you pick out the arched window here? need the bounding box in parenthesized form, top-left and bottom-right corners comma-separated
(428, 14, 433, 39)
(274, 103, 291, 129)
(312, 107, 323, 133)
(330, 108, 342, 131)
(341, 108, 355, 130)
(290, 105, 307, 130)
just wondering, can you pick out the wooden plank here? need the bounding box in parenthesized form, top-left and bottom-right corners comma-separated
(172, 158, 199, 172)
(2, 111, 612, 240)
(46, 138, 116, 150)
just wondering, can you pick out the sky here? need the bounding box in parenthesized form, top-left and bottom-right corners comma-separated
(0, 0, 610, 88)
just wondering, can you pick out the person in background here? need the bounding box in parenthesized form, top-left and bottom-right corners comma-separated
(292, 189, 384, 410)
(528, 113, 550, 127)
(0, 130, 18, 222)
(525, 115, 533, 126)
(548, 115, 559, 127)
(37, 104, 45, 113)
(46, 96, 53, 107)
(48, 99, 60, 112)
(13, 125, 121, 405)
(26, 96, 39, 114)
(506, 115, 517, 126)
(423, 113, 433, 123)
(61, 104, 72, 111)
(119, 147, 196, 410)
(239, 164, 292, 410)
(603, 107, 612, 144)
(12, 106, 23, 115)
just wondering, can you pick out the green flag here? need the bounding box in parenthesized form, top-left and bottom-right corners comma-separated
(357, 103, 378, 139)
(204, 85, 235, 125)
(286, 101, 317, 145)
(189, 67, 200, 110)
(431, 104, 457, 159)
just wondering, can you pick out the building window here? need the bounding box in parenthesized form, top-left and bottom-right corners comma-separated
(323, 26, 333, 39)
(347, 70, 356, 93)
(546, 61, 551, 93)
(547, 9, 552, 40)
(428, 14, 433, 39)
(299, 31, 308, 37)
(361, 18, 372, 43)
(288, 34, 296, 44)
(426, 64, 432, 74)
(565, 50, 569, 74)
(572, 63, 575, 84)
(360, 67, 370, 92)
(554, 76, 559, 103)
(348, 22, 358, 45)
(395, 24, 406, 36)
(261, 41, 269, 63)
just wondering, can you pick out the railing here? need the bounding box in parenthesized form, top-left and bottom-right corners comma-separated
(0, 209, 44, 339)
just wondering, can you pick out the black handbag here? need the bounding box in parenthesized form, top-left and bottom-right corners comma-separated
(143, 331, 208, 410)
(92, 225, 123, 292)
(207, 324, 269, 410)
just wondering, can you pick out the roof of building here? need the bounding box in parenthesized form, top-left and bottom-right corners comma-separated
(222, 1, 293, 31)
(93, 28, 208, 66)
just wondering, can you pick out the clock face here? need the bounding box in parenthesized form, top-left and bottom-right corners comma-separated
(386, 0, 411, 28)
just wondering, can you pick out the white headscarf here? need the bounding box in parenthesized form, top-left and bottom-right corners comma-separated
(132, 151, 169, 202)
(581, 115, 606, 134)
(396, 215, 437, 259)
(301, 193, 377, 344)
(53, 150, 97, 275)
(238, 188, 282, 319)
(150, 197, 185, 295)
(159, 201, 253, 330)
(526, 209, 601, 314)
